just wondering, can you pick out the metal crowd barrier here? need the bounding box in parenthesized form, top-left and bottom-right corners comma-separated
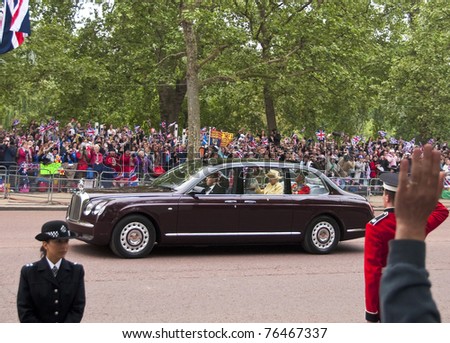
(1, 165, 8, 199)
(4, 165, 99, 203)
(328, 176, 384, 200)
(3, 163, 156, 202)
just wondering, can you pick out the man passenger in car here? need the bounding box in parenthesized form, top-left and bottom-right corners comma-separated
(205, 172, 227, 194)
(254, 169, 283, 195)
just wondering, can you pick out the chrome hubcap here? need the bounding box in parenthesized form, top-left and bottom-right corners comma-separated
(311, 221, 335, 250)
(120, 222, 150, 253)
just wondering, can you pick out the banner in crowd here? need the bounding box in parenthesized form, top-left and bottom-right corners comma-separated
(39, 162, 62, 175)
(210, 129, 222, 140)
(220, 132, 234, 147)
(208, 129, 234, 148)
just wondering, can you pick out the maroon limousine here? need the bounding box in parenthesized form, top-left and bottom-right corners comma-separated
(66, 160, 374, 258)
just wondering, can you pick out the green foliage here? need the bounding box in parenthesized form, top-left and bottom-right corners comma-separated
(376, 0, 450, 142)
(1, 0, 448, 141)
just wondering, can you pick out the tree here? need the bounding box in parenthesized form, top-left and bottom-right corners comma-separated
(181, 0, 201, 160)
(1, 0, 449, 143)
(378, 1, 450, 141)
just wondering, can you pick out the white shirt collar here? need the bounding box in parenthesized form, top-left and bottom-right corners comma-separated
(46, 257, 62, 270)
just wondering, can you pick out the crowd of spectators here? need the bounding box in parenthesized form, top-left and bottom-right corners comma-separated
(203, 128, 450, 181)
(1, 120, 450, 190)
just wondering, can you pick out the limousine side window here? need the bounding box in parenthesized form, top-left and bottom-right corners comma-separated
(195, 168, 233, 194)
(243, 168, 285, 195)
(289, 169, 328, 195)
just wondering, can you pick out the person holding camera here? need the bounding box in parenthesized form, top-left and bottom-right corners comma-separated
(0, 136, 17, 172)
(89, 144, 104, 175)
(74, 142, 91, 180)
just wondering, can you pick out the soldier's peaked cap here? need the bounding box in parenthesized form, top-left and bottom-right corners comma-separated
(379, 172, 399, 192)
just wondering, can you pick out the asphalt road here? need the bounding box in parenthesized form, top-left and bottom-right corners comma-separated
(1, 210, 450, 323)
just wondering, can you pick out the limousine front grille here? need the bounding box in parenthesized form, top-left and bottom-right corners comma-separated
(67, 192, 89, 221)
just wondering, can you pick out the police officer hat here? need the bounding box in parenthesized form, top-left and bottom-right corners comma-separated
(35, 220, 77, 241)
(379, 172, 399, 192)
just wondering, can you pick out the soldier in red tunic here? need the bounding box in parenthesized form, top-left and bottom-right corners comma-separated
(364, 171, 448, 322)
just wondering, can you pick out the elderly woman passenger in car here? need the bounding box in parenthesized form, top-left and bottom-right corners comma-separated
(254, 169, 283, 195)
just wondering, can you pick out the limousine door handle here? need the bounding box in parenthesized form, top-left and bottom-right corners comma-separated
(244, 200, 256, 204)
(224, 200, 237, 203)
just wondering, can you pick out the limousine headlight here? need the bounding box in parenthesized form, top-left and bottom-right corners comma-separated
(83, 200, 109, 216)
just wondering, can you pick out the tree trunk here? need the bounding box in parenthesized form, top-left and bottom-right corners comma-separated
(157, 81, 187, 127)
(263, 82, 277, 132)
(181, 15, 201, 161)
(258, 6, 277, 133)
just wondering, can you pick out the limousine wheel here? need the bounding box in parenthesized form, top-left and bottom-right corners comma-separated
(302, 216, 340, 254)
(110, 215, 156, 258)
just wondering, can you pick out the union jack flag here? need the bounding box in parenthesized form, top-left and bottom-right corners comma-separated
(444, 176, 450, 189)
(367, 141, 374, 155)
(128, 169, 138, 186)
(46, 119, 57, 131)
(403, 138, 416, 153)
(390, 137, 398, 144)
(115, 168, 139, 187)
(86, 127, 96, 136)
(315, 129, 326, 141)
(0, 0, 30, 54)
(378, 130, 387, 138)
(234, 150, 243, 158)
(351, 135, 362, 146)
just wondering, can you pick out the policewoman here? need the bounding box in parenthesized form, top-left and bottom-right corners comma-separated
(17, 220, 86, 323)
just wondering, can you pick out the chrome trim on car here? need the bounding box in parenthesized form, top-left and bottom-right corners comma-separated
(346, 228, 365, 232)
(65, 219, 94, 229)
(166, 232, 302, 237)
(67, 191, 90, 221)
(76, 234, 94, 241)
